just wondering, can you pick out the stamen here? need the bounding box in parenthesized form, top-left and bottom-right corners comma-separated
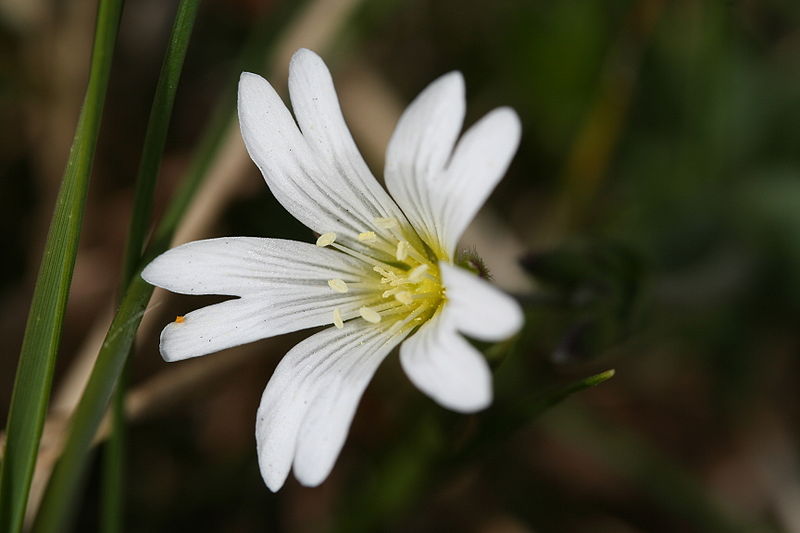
(407, 264, 429, 281)
(313, 221, 445, 333)
(373, 265, 397, 278)
(382, 287, 399, 298)
(357, 231, 377, 243)
(387, 303, 434, 336)
(332, 307, 344, 329)
(394, 291, 413, 305)
(405, 245, 431, 265)
(359, 306, 382, 323)
(316, 232, 337, 247)
(175, 315, 185, 323)
(373, 217, 398, 229)
(331, 243, 393, 268)
(327, 279, 349, 293)
(413, 291, 441, 300)
(395, 240, 409, 261)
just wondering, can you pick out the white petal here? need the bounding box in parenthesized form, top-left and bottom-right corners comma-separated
(142, 237, 366, 297)
(142, 238, 377, 362)
(256, 322, 407, 490)
(156, 289, 370, 362)
(440, 262, 523, 342)
(288, 49, 409, 237)
(158, 298, 267, 362)
(238, 72, 323, 229)
(437, 108, 521, 253)
(400, 311, 492, 413)
(384, 72, 465, 253)
(238, 58, 408, 258)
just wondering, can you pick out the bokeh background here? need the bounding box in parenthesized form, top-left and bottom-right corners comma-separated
(2, 0, 800, 531)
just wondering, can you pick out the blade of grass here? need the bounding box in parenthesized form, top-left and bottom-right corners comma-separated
(30, 3, 310, 531)
(101, 2, 201, 531)
(100, 386, 125, 533)
(0, 1, 124, 532)
(122, 0, 201, 286)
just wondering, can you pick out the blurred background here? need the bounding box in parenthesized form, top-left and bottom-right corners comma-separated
(2, 0, 800, 531)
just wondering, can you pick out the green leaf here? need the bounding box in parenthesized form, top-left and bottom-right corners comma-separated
(30, 3, 311, 531)
(521, 368, 616, 417)
(32, 275, 152, 533)
(454, 369, 617, 461)
(0, 1, 124, 532)
(520, 240, 644, 361)
(335, 369, 616, 533)
(122, 0, 201, 286)
(101, 2, 201, 531)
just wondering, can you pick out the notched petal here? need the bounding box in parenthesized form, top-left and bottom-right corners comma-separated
(440, 262, 523, 342)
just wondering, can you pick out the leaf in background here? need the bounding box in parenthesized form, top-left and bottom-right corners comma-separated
(0, 1, 124, 532)
(335, 369, 615, 533)
(519, 239, 644, 362)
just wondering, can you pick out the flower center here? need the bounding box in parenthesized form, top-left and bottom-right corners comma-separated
(316, 217, 444, 335)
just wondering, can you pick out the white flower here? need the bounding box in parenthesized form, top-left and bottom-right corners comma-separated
(142, 48, 523, 491)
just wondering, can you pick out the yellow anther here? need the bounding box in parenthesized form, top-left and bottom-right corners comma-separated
(175, 315, 185, 323)
(382, 287, 401, 298)
(395, 240, 409, 261)
(357, 231, 377, 243)
(316, 232, 337, 247)
(373, 265, 394, 278)
(332, 307, 344, 329)
(408, 264, 429, 281)
(395, 291, 413, 305)
(374, 217, 398, 229)
(359, 306, 382, 323)
(327, 279, 349, 293)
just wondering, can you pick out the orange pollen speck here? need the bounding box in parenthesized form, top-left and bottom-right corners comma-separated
(175, 315, 185, 323)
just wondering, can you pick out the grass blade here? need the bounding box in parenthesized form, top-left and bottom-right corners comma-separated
(121, 0, 201, 283)
(30, 3, 310, 531)
(101, 2, 201, 531)
(0, 1, 124, 532)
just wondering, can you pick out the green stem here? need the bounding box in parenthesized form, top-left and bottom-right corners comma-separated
(121, 0, 201, 283)
(100, 2, 201, 531)
(100, 371, 126, 533)
(0, 1, 124, 532)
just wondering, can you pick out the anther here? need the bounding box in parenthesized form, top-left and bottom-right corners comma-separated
(357, 231, 377, 243)
(374, 217, 398, 229)
(394, 291, 413, 305)
(316, 232, 337, 247)
(408, 264, 429, 281)
(175, 315, 185, 323)
(373, 265, 394, 278)
(359, 306, 382, 323)
(327, 279, 349, 293)
(395, 240, 409, 261)
(332, 307, 344, 329)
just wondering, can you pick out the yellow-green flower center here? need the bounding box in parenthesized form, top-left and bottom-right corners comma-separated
(316, 217, 445, 334)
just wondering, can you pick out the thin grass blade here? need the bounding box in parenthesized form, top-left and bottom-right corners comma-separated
(101, 2, 201, 531)
(0, 2, 124, 532)
(30, 3, 310, 531)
